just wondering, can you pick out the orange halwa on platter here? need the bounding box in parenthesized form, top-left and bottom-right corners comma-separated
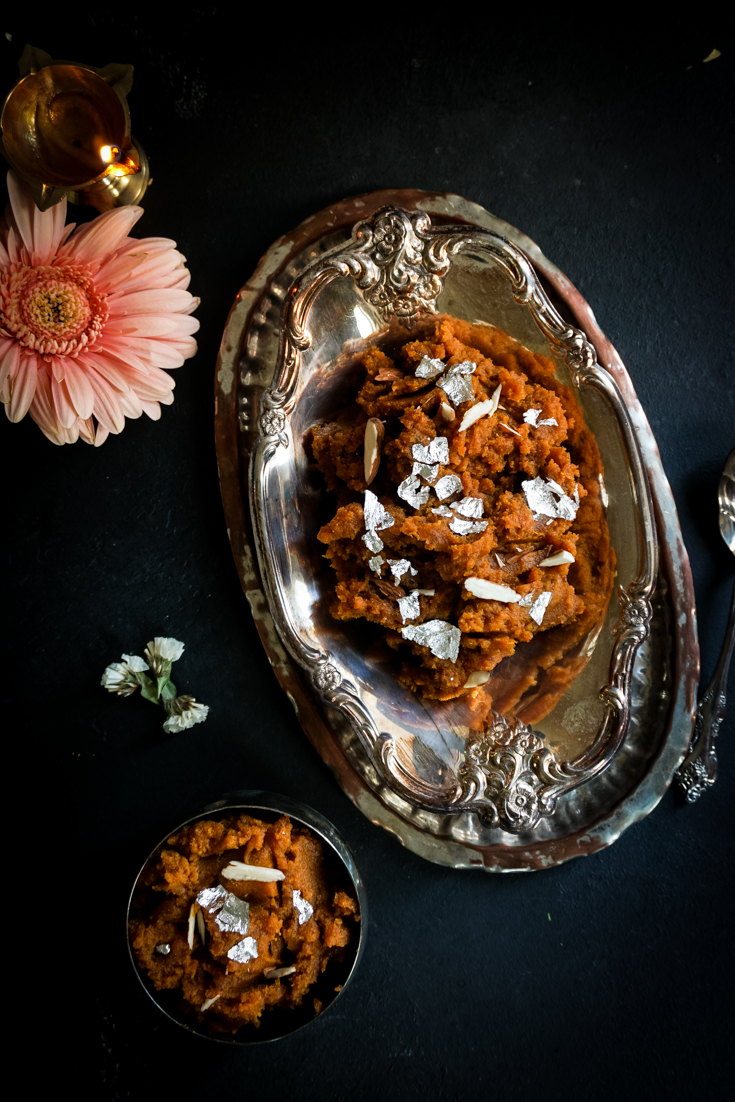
(129, 813, 359, 1034)
(310, 315, 615, 723)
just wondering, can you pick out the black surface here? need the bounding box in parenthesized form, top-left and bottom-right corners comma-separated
(3, 15, 734, 1100)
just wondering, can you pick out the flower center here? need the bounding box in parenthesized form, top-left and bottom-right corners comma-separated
(0, 262, 108, 356)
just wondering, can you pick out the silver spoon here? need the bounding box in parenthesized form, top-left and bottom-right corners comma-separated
(676, 447, 735, 801)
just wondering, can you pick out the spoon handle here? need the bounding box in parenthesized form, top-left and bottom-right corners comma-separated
(676, 577, 735, 801)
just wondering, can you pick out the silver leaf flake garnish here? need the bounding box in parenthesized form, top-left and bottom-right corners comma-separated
(364, 489, 395, 532)
(197, 884, 228, 911)
(197, 884, 250, 936)
(522, 477, 578, 522)
(412, 437, 449, 466)
(369, 555, 384, 574)
(433, 474, 463, 500)
(524, 408, 558, 428)
(402, 619, 461, 662)
(518, 593, 534, 607)
(227, 936, 259, 964)
(528, 591, 552, 625)
(451, 496, 484, 519)
(432, 505, 453, 516)
(362, 530, 383, 554)
(553, 494, 576, 521)
(415, 355, 445, 379)
(155, 943, 171, 956)
(412, 461, 439, 483)
(449, 517, 489, 536)
(293, 890, 314, 925)
(397, 591, 421, 623)
(398, 474, 430, 509)
(439, 361, 475, 406)
(387, 558, 417, 583)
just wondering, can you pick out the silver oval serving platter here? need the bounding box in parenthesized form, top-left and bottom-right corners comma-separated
(215, 189, 698, 871)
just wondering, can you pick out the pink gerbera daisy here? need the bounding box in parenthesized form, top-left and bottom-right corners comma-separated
(0, 171, 199, 445)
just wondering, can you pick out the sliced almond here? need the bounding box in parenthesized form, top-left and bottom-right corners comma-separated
(265, 966, 297, 979)
(464, 671, 490, 688)
(499, 421, 521, 436)
(458, 398, 494, 433)
(539, 550, 575, 567)
(465, 577, 521, 602)
(201, 995, 221, 1011)
(457, 385, 501, 433)
(374, 577, 405, 599)
(364, 417, 385, 486)
(440, 402, 455, 422)
(187, 904, 197, 949)
(222, 862, 285, 882)
(375, 367, 403, 381)
(196, 909, 206, 944)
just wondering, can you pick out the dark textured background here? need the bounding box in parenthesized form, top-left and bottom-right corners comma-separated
(3, 14, 733, 1100)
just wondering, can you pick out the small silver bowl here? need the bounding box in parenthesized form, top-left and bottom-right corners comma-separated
(126, 790, 367, 1044)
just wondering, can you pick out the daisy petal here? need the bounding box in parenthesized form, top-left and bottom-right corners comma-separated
(0, 338, 20, 397)
(50, 374, 80, 429)
(78, 416, 96, 445)
(62, 359, 96, 420)
(28, 369, 63, 441)
(115, 336, 190, 369)
(6, 171, 68, 264)
(85, 367, 126, 433)
(138, 399, 162, 420)
(94, 421, 110, 447)
(74, 351, 132, 391)
(117, 388, 143, 418)
(107, 288, 199, 316)
(62, 205, 144, 266)
(106, 314, 200, 338)
(113, 235, 178, 258)
(7, 353, 38, 422)
(97, 248, 187, 293)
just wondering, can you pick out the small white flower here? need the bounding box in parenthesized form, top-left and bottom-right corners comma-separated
(101, 655, 149, 696)
(144, 636, 185, 675)
(122, 654, 149, 672)
(162, 695, 209, 733)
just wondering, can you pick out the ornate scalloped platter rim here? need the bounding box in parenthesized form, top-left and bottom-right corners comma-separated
(214, 189, 698, 872)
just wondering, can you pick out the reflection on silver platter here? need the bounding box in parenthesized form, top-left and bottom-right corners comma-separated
(215, 190, 698, 870)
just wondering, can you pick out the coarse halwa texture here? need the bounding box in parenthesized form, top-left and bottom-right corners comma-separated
(310, 315, 614, 723)
(129, 813, 360, 1034)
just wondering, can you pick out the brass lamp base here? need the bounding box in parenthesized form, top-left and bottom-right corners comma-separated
(66, 137, 150, 211)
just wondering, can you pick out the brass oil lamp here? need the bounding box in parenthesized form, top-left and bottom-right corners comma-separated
(0, 45, 149, 213)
